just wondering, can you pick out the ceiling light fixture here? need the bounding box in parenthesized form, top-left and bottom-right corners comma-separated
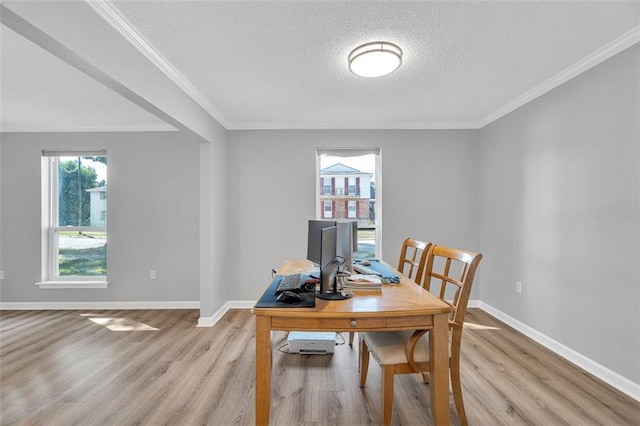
(348, 41, 403, 78)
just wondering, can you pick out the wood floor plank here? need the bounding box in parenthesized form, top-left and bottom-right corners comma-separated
(1, 308, 638, 425)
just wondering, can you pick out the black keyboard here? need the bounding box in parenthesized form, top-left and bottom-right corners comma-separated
(276, 273, 302, 293)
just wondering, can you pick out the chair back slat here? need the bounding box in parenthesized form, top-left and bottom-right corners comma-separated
(423, 245, 482, 330)
(397, 238, 431, 284)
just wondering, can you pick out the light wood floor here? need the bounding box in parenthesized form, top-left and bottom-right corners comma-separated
(1, 308, 638, 425)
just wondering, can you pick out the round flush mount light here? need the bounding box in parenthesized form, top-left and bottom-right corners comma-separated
(348, 41, 403, 78)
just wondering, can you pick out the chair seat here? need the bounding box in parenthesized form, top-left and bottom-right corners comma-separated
(363, 330, 445, 366)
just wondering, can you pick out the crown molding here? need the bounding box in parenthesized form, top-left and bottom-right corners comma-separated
(478, 25, 640, 128)
(85, 0, 230, 129)
(226, 120, 483, 131)
(0, 123, 177, 133)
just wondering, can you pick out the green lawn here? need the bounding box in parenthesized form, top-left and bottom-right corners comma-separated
(58, 231, 107, 276)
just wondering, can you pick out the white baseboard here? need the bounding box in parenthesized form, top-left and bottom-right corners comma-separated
(197, 300, 255, 327)
(0, 301, 200, 310)
(478, 301, 640, 402)
(467, 299, 481, 308)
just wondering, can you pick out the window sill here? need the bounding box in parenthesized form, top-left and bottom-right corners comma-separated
(35, 281, 109, 289)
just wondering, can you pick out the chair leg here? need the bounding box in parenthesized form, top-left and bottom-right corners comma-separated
(421, 372, 430, 383)
(451, 356, 468, 426)
(359, 337, 370, 387)
(381, 365, 394, 426)
(349, 331, 355, 346)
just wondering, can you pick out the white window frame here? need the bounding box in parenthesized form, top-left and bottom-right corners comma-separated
(37, 150, 109, 289)
(316, 147, 381, 259)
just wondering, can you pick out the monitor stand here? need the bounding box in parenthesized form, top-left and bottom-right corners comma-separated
(317, 261, 352, 300)
(316, 275, 353, 300)
(316, 290, 352, 301)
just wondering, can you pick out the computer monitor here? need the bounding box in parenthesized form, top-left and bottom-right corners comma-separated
(307, 220, 352, 301)
(319, 225, 337, 271)
(316, 224, 352, 301)
(307, 219, 337, 268)
(336, 221, 358, 274)
(319, 256, 340, 296)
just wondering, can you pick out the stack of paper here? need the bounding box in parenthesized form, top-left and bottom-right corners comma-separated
(343, 274, 382, 293)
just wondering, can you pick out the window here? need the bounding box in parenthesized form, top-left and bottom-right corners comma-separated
(39, 150, 108, 288)
(322, 178, 331, 195)
(335, 178, 345, 195)
(348, 177, 356, 195)
(317, 148, 380, 259)
(324, 201, 333, 218)
(348, 200, 356, 218)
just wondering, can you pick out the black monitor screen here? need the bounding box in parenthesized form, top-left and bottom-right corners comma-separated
(307, 220, 337, 267)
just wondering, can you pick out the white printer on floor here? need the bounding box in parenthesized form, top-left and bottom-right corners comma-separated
(287, 331, 337, 354)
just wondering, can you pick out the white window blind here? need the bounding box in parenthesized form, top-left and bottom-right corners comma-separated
(42, 149, 107, 157)
(316, 147, 380, 157)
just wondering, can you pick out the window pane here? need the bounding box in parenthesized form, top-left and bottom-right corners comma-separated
(356, 228, 376, 259)
(48, 154, 108, 280)
(318, 152, 377, 259)
(57, 156, 107, 226)
(348, 201, 356, 218)
(324, 201, 333, 218)
(57, 230, 107, 276)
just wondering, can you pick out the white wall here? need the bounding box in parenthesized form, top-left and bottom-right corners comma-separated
(227, 129, 479, 300)
(0, 132, 201, 304)
(478, 45, 640, 383)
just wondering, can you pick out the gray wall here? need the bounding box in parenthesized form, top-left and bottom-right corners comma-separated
(478, 45, 640, 382)
(227, 129, 479, 300)
(199, 125, 230, 317)
(0, 132, 201, 303)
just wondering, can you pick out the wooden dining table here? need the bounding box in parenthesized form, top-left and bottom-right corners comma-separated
(251, 259, 453, 425)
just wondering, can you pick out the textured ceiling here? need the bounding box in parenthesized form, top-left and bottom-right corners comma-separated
(1, 1, 639, 132)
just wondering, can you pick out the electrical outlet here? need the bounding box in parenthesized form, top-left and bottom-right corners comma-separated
(150, 270, 157, 279)
(0, 270, 4, 280)
(516, 281, 522, 294)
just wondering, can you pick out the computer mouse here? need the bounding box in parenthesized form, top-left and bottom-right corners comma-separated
(277, 291, 303, 304)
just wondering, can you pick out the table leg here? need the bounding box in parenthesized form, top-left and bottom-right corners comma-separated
(430, 313, 451, 425)
(255, 316, 272, 426)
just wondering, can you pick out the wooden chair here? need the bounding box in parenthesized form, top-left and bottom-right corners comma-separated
(348, 238, 431, 346)
(397, 237, 430, 283)
(359, 244, 482, 425)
